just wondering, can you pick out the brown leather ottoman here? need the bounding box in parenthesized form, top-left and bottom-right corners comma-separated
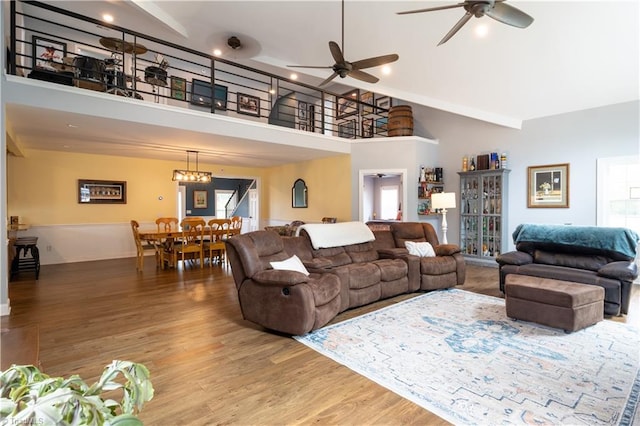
(504, 274, 604, 332)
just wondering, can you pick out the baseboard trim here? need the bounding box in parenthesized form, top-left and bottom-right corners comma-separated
(1, 299, 11, 316)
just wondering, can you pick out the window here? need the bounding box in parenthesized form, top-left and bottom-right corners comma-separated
(380, 185, 399, 220)
(215, 190, 235, 218)
(597, 156, 640, 232)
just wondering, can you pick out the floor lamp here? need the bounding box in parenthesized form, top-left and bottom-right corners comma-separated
(431, 192, 456, 244)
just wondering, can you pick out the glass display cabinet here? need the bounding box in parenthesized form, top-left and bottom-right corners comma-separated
(458, 169, 510, 262)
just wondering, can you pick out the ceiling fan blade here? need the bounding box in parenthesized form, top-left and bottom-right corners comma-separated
(348, 69, 379, 84)
(328, 41, 344, 64)
(438, 11, 474, 46)
(318, 72, 339, 87)
(485, 2, 534, 28)
(351, 53, 399, 70)
(397, 3, 464, 15)
(287, 65, 334, 69)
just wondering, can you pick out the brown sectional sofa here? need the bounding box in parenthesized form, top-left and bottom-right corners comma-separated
(225, 222, 466, 335)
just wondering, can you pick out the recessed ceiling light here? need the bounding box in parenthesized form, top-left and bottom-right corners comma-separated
(475, 23, 489, 38)
(213, 49, 222, 56)
(102, 14, 114, 23)
(67, 124, 79, 128)
(268, 88, 276, 94)
(290, 73, 298, 80)
(381, 65, 391, 75)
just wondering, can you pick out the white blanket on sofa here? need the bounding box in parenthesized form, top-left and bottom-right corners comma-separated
(296, 222, 375, 249)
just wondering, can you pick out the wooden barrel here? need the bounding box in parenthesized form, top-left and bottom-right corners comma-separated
(387, 105, 414, 136)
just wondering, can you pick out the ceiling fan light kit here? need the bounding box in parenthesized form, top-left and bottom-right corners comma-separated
(397, 0, 534, 46)
(288, 0, 399, 86)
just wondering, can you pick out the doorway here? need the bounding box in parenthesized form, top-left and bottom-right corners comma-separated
(358, 169, 407, 222)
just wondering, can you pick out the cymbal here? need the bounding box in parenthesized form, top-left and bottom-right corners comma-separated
(99, 37, 148, 55)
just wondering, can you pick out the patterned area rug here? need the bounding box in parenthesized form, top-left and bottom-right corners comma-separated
(295, 289, 640, 425)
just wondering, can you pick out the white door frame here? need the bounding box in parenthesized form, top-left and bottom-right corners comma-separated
(358, 169, 407, 222)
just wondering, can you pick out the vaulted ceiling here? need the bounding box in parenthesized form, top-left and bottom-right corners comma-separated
(40, 0, 638, 128)
(5, 1, 639, 167)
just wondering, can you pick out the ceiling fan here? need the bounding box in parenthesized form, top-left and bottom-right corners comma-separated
(288, 0, 399, 86)
(397, 0, 534, 46)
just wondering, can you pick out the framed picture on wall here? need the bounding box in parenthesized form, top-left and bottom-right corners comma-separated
(170, 76, 186, 100)
(193, 190, 208, 208)
(78, 179, 126, 204)
(336, 89, 359, 119)
(527, 163, 570, 208)
(237, 93, 260, 116)
(33, 36, 66, 70)
(360, 91, 374, 115)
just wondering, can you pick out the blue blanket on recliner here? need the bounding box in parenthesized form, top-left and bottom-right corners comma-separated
(512, 223, 640, 259)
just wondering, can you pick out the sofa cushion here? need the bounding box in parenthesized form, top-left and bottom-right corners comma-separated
(270, 255, 309, 276)
(312, 246, 352, 268)
(534, 250, 609, 272)
(348, 263, 380, 289)
(420, 256, 457, 275)
(390, 222, 426, 247)
(345, 241, 379, 263)
(405, 241, 435, 257)
(372, 258, 408, 282)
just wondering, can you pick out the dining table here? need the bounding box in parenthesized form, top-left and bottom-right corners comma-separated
(138, 226, 230, 268)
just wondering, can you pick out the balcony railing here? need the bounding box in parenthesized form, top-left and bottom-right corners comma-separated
(8, 0, 397, 140)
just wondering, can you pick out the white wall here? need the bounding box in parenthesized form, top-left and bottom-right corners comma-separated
(411, 100, 640, 252)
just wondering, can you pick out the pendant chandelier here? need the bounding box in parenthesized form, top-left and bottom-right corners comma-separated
(172, 150, 212, 183)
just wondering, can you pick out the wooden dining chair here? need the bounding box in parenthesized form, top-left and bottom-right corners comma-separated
(207, 218, 231, 266)
(170, 217, 206, 269)
(130, 220, 158, 271)
(229, 216, 242, 237)
(155, 217, 179, 232)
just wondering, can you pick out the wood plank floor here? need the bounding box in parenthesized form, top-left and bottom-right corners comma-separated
(3, 258, 638, 425)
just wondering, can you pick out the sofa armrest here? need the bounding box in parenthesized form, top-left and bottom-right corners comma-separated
(302, 258, 334, 269)
(598, 261, 639, 281)
(253, 270, 309, 286)
(434, 244, 461, 256)
(496, 251, 533, 266)
(377, 248, 409, 258)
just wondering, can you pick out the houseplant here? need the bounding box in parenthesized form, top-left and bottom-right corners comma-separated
(0, 360, 154, 425)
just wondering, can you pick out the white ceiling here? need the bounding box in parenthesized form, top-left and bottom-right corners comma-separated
(5, 1, 640, 166)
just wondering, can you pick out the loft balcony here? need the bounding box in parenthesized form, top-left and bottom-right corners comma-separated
(5, 1, 433, 167)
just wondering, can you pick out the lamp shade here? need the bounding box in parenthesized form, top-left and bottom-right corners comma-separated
(431, 192, 456, 210)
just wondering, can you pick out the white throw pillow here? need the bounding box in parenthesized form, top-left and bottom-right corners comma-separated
(270, 255, 310, 275)
(405, 241, 436, 257)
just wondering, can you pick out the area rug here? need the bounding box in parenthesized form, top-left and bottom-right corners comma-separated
(294, 289, 640, 425)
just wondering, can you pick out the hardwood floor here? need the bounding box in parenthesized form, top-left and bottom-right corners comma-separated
(2, 258, 638, 425)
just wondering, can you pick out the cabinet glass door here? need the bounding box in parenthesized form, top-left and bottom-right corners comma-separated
(460, 175, 479, 255)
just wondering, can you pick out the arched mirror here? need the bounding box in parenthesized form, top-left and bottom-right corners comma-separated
(292, 178, 308, 208)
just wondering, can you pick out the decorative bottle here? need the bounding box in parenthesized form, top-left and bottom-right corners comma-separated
(470, 157, 476, 171)
(462, 157, 468, 172)
(500, 153, 507, 169)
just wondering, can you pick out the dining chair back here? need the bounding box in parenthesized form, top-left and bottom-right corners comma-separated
(130, 220, 158, 271)
(207, 218, 231, 266)
(229, 216, 242, 237)
(171, 217, 206, 268)
(156, 217, 179, 232)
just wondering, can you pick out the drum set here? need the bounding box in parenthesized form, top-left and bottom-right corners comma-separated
(51, 37, 168, 100)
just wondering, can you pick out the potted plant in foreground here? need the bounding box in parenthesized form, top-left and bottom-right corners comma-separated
(0, 360, 154, 425)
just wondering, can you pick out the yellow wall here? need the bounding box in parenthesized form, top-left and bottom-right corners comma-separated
(264, 154, 351, 223)
(7, 150, 352, 226)
(7, 150, 264, 225)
